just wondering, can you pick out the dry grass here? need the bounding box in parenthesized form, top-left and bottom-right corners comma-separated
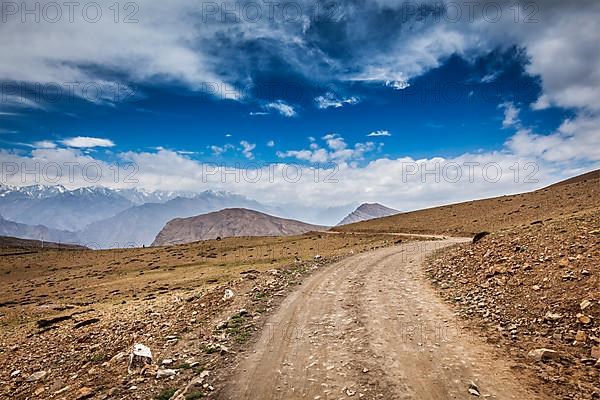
(0, 232, 398, 326)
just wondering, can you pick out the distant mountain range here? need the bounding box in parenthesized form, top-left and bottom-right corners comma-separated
(152, 208, 327, 246)
(0, 214, 80, 244)
(0, 185, 397, 248)
(78, 191, 277, 248)
(0, 185, 293, 248)
(337, 203, 400, 226)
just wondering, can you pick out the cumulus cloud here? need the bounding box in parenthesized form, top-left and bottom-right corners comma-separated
(314, 93, 360, 109)
(277, 134, 377, 164)
(2, 145, 596, 216)
(367, 130, 391, 137)
(506, 114, 600, 163)
(240, 140, 256, 159)
(210, 144, 235, 156)
(33, 140, 57, 149)
(500, 102, 521, 128)
(267, 140, 275, 147)
(61, 136, 115, 148)
(265, 101, 297, 117)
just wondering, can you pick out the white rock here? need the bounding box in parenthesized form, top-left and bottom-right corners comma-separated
(468, 382, 480, 396)
(544, 312, 562, 321)
(26, 371, 47, 382)
(156, 368, 177, 379)
(580, 299, 592, 310)
(162, 359, 173, 366)
(10, 370, 21, 378)
(128, 343, 153, 373)
(223, 289, 235, 300)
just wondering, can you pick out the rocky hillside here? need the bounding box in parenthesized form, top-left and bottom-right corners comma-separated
(153, 208, 326, 246)
(337, 203, 400, 226)
(335, 170, 600, 235)
(426, 209, 599, 399)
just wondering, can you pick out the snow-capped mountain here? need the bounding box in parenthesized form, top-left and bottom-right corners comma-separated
(113, 188, 197, 205)
(0, 184, 68, 199)
(0, 185, 215, 231)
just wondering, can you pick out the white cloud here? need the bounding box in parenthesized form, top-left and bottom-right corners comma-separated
(500, 102, 520, 128)
(277, 134, 377, 164)
(367, 130, 391, 137)
(240, 141, 256, 159)
(2, 146, 597, 216)
(61, 136, 115, 148)
(385, 80, 410, 90)
(265, 101, 296, 117)
(506, 114, 600, 163)
(210, 144, 235, 156)
(33, 140, 57, 149)
(267, 140, 275, 147)
(314, 92, 360, 109)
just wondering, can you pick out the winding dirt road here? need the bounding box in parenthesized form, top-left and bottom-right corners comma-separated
(220, 239, 548, 400)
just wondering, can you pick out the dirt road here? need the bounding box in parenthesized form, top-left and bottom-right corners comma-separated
(220, 239, 549, 400)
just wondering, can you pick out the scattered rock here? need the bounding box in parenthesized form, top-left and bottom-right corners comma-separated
(528, 348, 559, 362)
(26, 370, 47, 382)
(580, 299, 592, 310)
(577, 314, 592, 324)
(592, 346, 600, 359)
(75, 387, 94, 400)
(575, 330, 587, 342)
(472, 232, 489, 244)
(544, 312, 562, 321)
(156, 368, 176, 379)
(128, 343, 153, 374)
(468, 382, 480, 396)
(10, 370, 20, 378)
(223, 289, 235, 300)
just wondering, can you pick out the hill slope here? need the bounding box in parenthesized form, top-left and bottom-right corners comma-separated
(334, 170, 600, 235)
(153, 208, 327, 246)
(0, 215, 80, 245)
(337, 203, 400, 226)
(0, 235, 86, 250)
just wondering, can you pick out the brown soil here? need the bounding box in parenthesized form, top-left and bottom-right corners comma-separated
(425, 210, 600, 399)
(218, 239, 552, 400)
(0, 232, 399, 400)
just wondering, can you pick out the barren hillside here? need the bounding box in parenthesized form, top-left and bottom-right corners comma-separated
(337, 203, 400, 226)
(426, 209, 599, 399)
(334, 170, 599, 235)
(153, 208, 326, 246)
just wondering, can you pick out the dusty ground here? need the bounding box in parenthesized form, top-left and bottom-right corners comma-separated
(426, 210, 600, 399)
(0, 232, 400, 400)
(218, 239, 552, 400)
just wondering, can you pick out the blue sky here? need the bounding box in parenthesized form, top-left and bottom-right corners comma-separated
(0, 1, 598, 211)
